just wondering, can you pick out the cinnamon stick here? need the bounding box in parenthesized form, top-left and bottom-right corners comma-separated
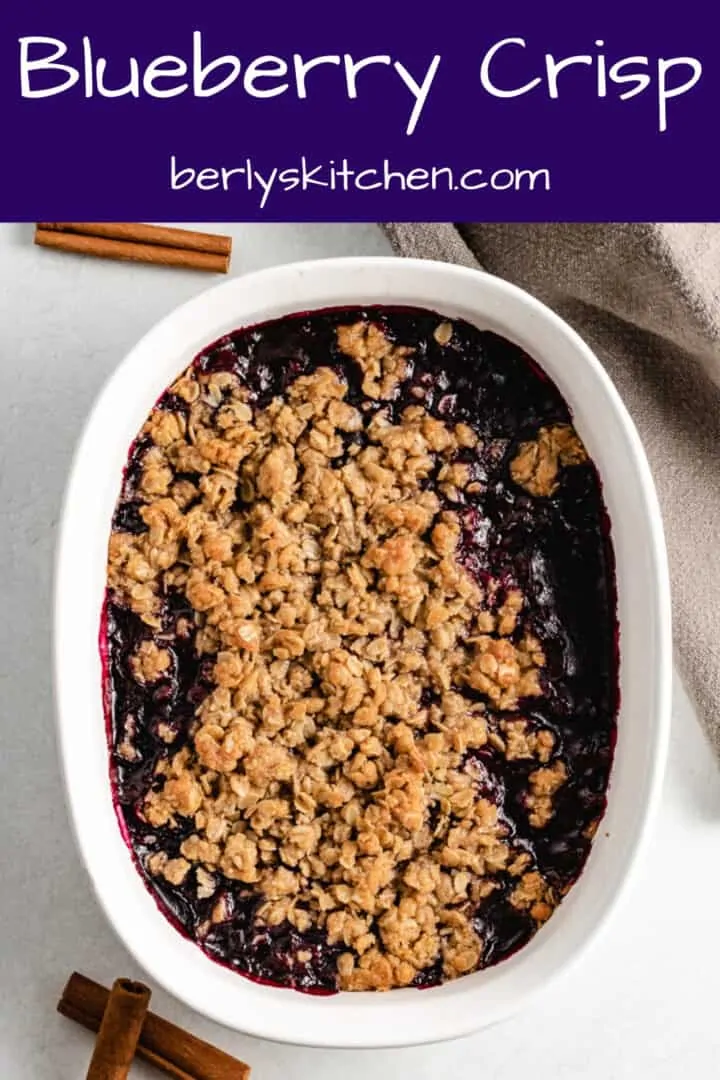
(85, 978, 151, 1080)
(34, 226, 230, 273)
(58, 973, 251, 1080)
(38, 222, 231, 256)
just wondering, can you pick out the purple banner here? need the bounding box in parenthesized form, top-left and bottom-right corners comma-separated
(0, 0, 716, 220)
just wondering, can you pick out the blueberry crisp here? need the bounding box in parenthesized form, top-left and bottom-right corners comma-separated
(103, 307, 618, 993)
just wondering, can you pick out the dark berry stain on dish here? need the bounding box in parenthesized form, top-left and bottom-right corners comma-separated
(104, 307, 618, 993)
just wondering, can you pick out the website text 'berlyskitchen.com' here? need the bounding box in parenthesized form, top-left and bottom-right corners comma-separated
(170, 156, 551, 209)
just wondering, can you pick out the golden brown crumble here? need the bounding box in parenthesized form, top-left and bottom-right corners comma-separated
(509, 870, 556, 923)
(336, 321, 412, 400)
(108, 320, 571, 991)
(526, 760, 568, 828)
(130, 640, 171, 684)
(510, 424, 588, 497)
(433, 321, 454, 347)
(493, 719, 555, 763)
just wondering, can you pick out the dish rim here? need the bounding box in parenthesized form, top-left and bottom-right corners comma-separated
(54, 256, 671, 1048)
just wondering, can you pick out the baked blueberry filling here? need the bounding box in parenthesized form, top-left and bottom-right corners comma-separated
(103, 307, 618, 993)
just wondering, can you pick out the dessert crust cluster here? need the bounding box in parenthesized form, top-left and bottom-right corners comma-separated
(510, 424, 587, 498)
(107, 320, 575, 991)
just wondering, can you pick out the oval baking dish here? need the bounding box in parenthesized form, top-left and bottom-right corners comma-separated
(55, 257, 671, 1047)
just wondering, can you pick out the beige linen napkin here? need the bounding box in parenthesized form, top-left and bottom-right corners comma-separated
(383, 222, 720, 756)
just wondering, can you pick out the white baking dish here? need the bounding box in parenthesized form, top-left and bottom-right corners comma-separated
(54, 257, 671, 1047)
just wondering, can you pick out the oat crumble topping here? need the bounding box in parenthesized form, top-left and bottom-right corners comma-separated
(104, 308, 617, 993)
(510, 424, 588, 498)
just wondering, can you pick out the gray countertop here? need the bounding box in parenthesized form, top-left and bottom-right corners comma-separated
(1, 222, 718, 1078)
